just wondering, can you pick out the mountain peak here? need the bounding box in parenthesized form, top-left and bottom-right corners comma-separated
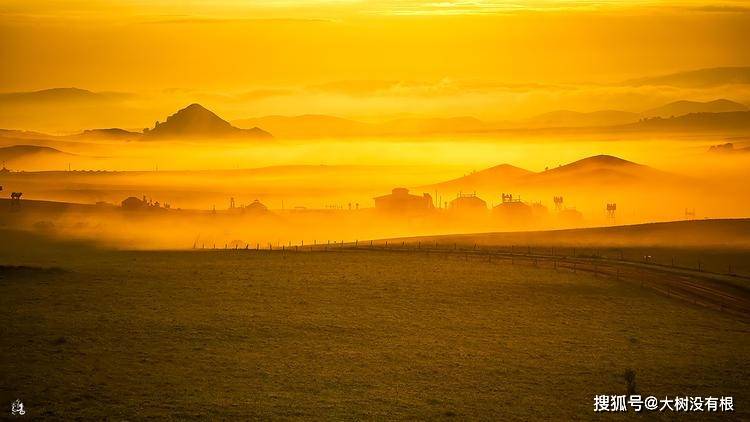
(144, 104, 272, 139)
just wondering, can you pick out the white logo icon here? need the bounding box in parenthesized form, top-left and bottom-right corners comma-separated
(10, 399, 25, 416)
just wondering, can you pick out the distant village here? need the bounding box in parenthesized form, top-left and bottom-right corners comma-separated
(116, 187, 588, 225)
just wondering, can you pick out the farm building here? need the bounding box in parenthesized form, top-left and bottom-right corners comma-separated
(492, 193, 532, 222)
(121, 196, 146, 210)
(245, 199, 268, 213)
(449, 193, 487, 213)
(374, 188, 434, 213)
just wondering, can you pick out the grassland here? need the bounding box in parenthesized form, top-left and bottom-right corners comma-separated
(1, 231, 748, 420)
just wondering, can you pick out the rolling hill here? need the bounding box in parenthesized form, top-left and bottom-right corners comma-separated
(420, 164, 533, 193)
(233, 115, 488, 138)
(233, 115, 370, 138)
(627, 111, 750, 132)
(74, 128, 143, 141)
(642, 99, 748, 118)
(526, 110, 640, 128)
(0, 87, 128, 104)
(0, 145, 73, 165)
(422, 155, 673, 193)
(624, 66, 750, 88)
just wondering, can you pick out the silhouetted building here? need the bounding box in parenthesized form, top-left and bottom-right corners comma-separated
(121, 196, 145, 210)
(246, 199, 268, 213)
(492, 193, 532, 222)
(374, 188, 434, 213)
(449, 193, 487, 213)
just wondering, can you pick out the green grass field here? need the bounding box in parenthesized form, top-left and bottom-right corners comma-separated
(1, 233, 748, 420)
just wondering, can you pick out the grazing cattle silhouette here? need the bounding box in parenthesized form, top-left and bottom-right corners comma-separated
(10, 192, 22, 200)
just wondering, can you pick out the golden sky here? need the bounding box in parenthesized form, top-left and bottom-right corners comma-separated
(1, 0, 749, 126)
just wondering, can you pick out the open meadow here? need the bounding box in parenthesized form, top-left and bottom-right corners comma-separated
(1, 231, 748, 419)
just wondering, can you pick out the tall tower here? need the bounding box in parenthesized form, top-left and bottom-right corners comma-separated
(606, 203, 617, 224)
(553, 196, 564, 212)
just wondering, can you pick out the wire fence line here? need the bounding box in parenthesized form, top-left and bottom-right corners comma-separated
(194, 239, 749, 278)
(192, 239, 750, 320)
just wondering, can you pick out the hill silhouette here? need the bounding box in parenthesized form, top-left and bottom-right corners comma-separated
(233, 115, 487, 138)
(526, 110, 639, 128)
(708, 142, 750, 154)
(75, 128, 142, 141)
(0, 145, 73, 163)
(642, 99, 747, 118)
(420, 164, 532, 192)
(423, 155, 671, 193)
(534, 154, 667, 186)
(627, 111, 750, 132)
(625, 66, 750, 88)
(0, 87, 128, 104)
(233, 115, 370, 138)
(144, 104, 272, 139)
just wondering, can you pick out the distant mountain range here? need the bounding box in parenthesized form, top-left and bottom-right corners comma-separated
(233, 115, 488, 138)
(623, 66, 750, 88)
(233, 98, 749, 136)
(420, 155, 674, 193)
(0, 87, 129, 104)
(641, 99, 747, 118)
(626, 111, 750, 132)
(524, 110, 640, 128)
(525, 99, 748, 128)
(1, 85, 748, 138)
